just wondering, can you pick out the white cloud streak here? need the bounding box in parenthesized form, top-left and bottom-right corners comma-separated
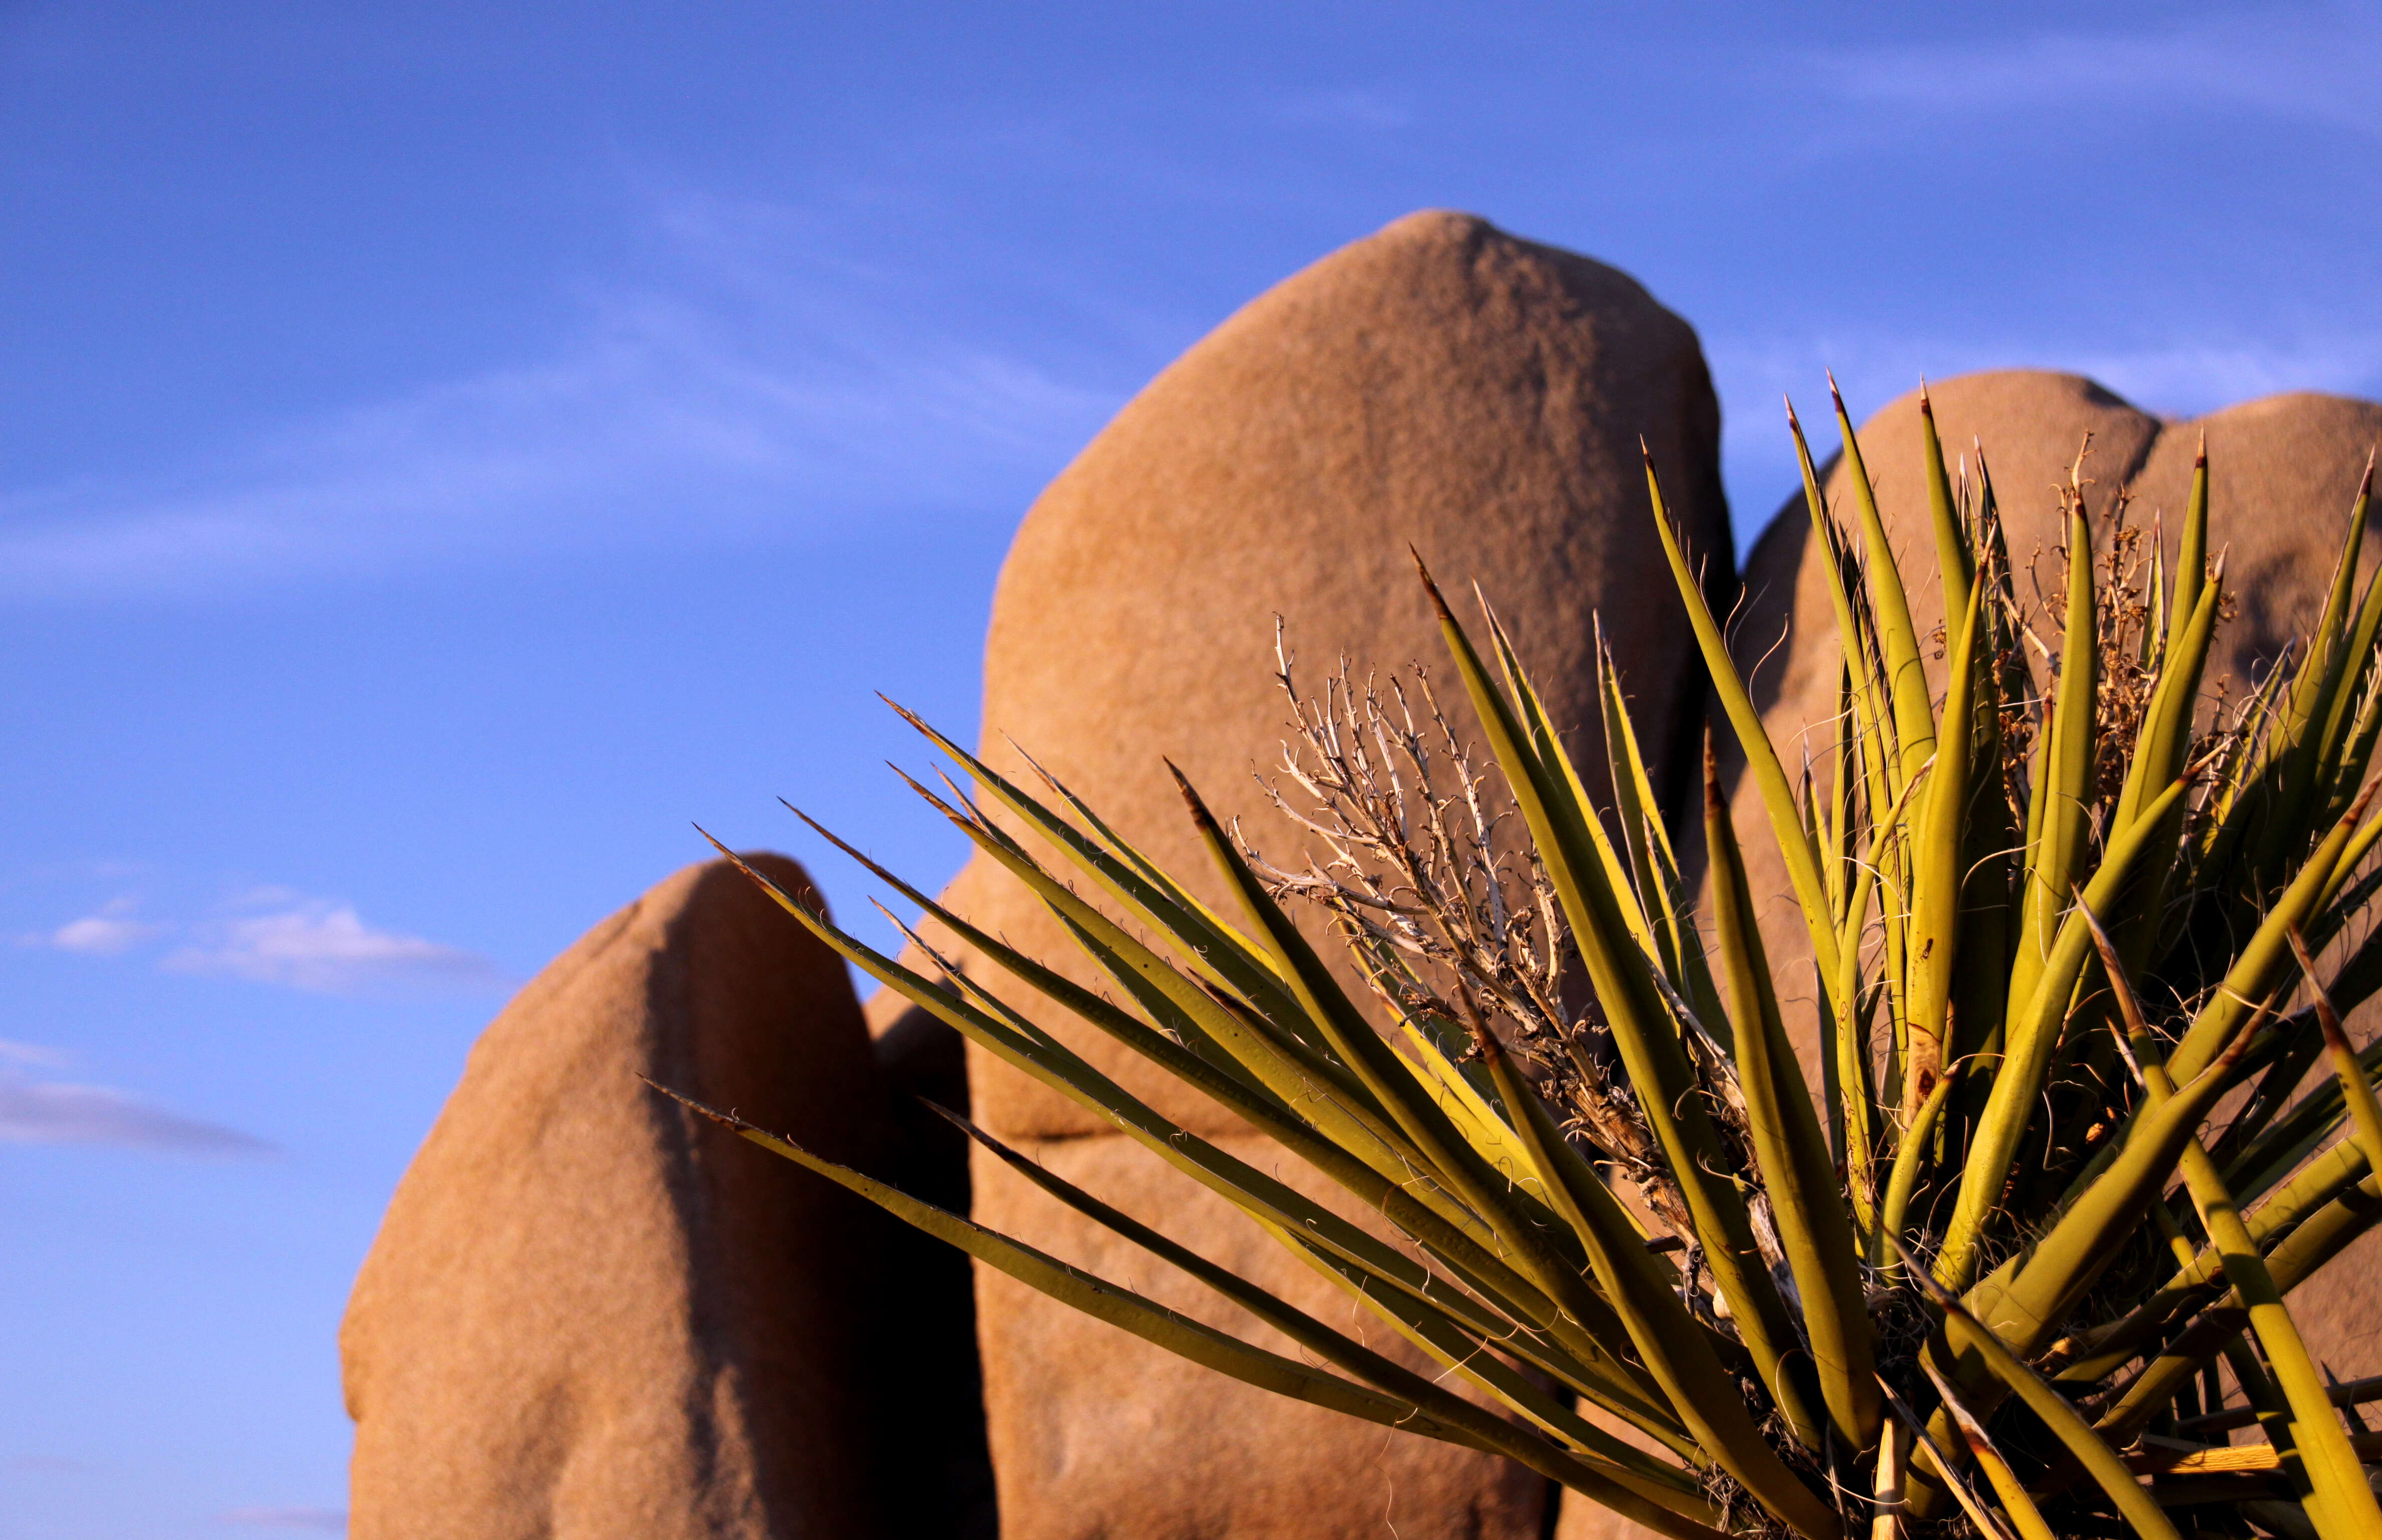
(0, 1073, 271, 1157)
(1812, 5, 2382, 136)
(0, 189, 1121, 602)
(164, 901, 506, 997)
(25, 886, 504, 996)
(37, 896, 160, 955)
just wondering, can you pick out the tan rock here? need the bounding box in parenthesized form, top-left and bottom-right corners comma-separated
(1556, 1487, 1666, 1540)
(343, 854, 980, 1539)
(886, 210, 1732, 1539)
(949, 206, 1729, 1143)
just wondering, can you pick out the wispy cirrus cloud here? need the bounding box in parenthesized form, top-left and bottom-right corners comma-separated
(164, 897, 507, 997)
(36, 896, 161, 956)
(30, 888, 507, 997)
(0, 1069, 271, 1157)
(1810, 5, 2382, 137)
(0, 187, 1122, 603)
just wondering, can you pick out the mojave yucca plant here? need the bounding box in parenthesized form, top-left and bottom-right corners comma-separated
(666, 385, 2382, 1538)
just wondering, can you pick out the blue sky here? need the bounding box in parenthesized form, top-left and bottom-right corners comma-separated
(3, 3, 2379, 1534)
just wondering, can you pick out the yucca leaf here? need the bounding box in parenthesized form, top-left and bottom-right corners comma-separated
(2322, 658, 2382, 836)
(2059, 1133, 2372, 1385)
(1946, 541, 2017, 1091)
(724, 826, 1681, 1428)
(1007, 738, 1274, 957)
(1917, 383, 1975, 623)
(2256, 472, 2372, 886)
(2228, 1035, 2382, 1206)
(1392, 1013, 1542, 1178)
(2199, 644, 2301, 855)
(1468, 1018, 1845, 1540)
(2109, 546, 2221, 864)
(1482, 609, 1674, 1002)
(1820, 664, 1856, 925)
(1905, 579, 1986, 1105)
(789, 802, 1310, 1118)
(1418, 550, 1818, 1448)
(1704, 740, 1880, 1450)
(881, 700, 1301, 1022)
(2263, 1169, 2382, 1308)
(1831, 377, 1938, 785)
(1950, 1007, 2254, 1373)
(2313, 524, 2382, 809)
(2211, 1013, 2337, 1184)
(1830, 746, 1938, 1240)
(1875, 1072, 1954, 1277)
(1898, 1240, 2185, 1540)
(1050, 919, 1563, 1292)
(1937, 772, 2198, 1290)
(1164, 764, 1654, 1348)
(2172, 435, 2209, 624)
(882, 773, 1429, 1170)
(2096, 1162, 2382, 1444)
(2232, 1113, 2373, 1245)
(1790, 399, 1904, 868)
(2161, 1181, 2372, 1538)
(1291, 1227, 1706, 1470)
(2298, 930, 2382, 1170)
(1258, 1200, 1706, 1479)
(2170, 780, 2382, 1082)
(1595, 625, 1728, 1036)
(936, 1102, 1729, 1539)
(2315, 793, 2382, 926)
(643, 1082, 1535, 1453)
(1648, 441, 1842, 992)
(2144, 510, 2170, 673)
(2005, 504, 2099, 1037)
(2096, 919, 2382, 1535)
(1874, 1371, 2018, 1540)
(1916, 1357, 2059, 1540)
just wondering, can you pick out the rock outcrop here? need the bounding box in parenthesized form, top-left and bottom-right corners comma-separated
(343, 854, 985, 1539)
(890, 209, 1734, 1539)
(342, 249, 2382, 1540)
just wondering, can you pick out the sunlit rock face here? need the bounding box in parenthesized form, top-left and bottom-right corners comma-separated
(342, 853, 980, 1540)
(904, 207, 1732, 1540)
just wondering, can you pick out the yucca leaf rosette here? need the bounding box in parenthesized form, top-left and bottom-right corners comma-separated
(673, 395, 2382, 1539)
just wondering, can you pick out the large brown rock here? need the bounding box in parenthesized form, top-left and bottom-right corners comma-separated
(891, 210, 1733, 1538)
(343, 854, 984, 1539)
(954, 205, 1731, 1135)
